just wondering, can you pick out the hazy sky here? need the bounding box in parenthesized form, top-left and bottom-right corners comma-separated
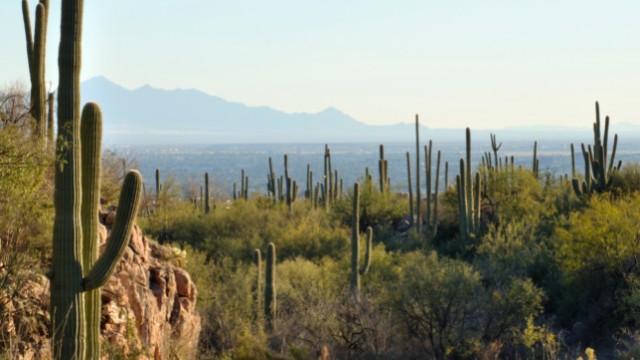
(1, 1, 639, 128)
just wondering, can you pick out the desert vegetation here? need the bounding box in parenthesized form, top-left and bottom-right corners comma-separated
(2, 0, 640, 359)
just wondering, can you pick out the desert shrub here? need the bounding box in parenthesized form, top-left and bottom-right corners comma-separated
(611, 163, 640, 196)
(475, 221, 551, 283)
(390, 251, 484, 359)
(332, 180, 408, 232)
(482, 166, 549, 227)
(0, 124, 52, 357)
(144, 199, 349, 264)
(553, 194, 640, 337)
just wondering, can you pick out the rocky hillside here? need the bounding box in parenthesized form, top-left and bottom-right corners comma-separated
(1, 211, 201, 360)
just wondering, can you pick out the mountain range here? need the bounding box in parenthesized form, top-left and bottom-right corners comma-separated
(81, 76, 640, 145)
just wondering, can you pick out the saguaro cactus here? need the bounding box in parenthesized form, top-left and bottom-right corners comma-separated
(155, 168, 160, 200)
(22, 0, 49, 139)
(572, 102, 622, 196)
(532, 141, 539, 179)
(406, 152, 414, 225)
(490, 133, 502, 171)
(415, 115, 422, 234)
(265, 242, 277, 331)
(379, 144, 388, 193)
(350, 183, 372, 299)
(424, 141, 441, 239)
(204, 172, 210, 214)
(254, 249, 262, 322)
(456, 128, 481, 240)
(51, 2, 143, 359)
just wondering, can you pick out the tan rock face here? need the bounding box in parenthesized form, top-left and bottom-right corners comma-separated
(4, 215, 201, 360)
(100, 221, 201, 360)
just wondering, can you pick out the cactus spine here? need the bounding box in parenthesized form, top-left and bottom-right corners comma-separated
(51, 2, 143, 358)
(572, 102, 622, 196)
(22, 0, 49, 140)
(265, 242, 277, 331)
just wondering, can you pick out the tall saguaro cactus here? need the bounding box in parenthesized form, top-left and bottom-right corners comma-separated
(22, 0, 49, 139)
(51, 1, 143, 359)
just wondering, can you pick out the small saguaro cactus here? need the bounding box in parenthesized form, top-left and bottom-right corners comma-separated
(571, 102, 622, 196)
(532, 141, 539, 179)
(424, 141, 441, 239)
(204, 172, 210, 214)
(456, 128, 481, 240)
(265, 242, 277, 331)
(22, 0, 49, 140)
(406, 152, 414, 225)
(155, 168, 160, 200)
(350, 183, 373, 299)
(415, 115, 422, 234)
(254, 249, 262, 322)
(379, 144, 388, 193)
(490, 133, 502, 170)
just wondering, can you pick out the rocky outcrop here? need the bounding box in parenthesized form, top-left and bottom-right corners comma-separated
(100, 222, 200, 359)
(2, 218, 200, 360)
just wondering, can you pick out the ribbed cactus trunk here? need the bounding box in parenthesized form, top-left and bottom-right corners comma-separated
(265, 243, 276, 332)
(47, 92, 54, 147)
(52, 2, 86, 357)
(80, 103, 101, 360)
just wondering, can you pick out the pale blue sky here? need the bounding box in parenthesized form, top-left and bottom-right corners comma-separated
(1, 1, 639, 128)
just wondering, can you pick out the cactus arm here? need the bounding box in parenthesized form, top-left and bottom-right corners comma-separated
(608, 134, 619, 176)
(22, 0, 35, 82)
(83, 170, 142, 292)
